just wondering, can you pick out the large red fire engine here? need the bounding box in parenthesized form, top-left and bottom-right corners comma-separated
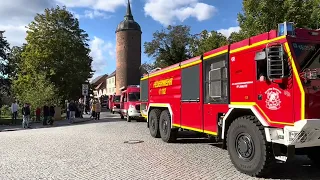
(119, 85, 142, 122)
(140, 22, 320, 177)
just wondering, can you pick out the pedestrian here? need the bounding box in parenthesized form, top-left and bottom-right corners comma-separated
(95, 100, 101, 120)
(22, 103, 31, 128)
(36, 107, 41, 122)
(65, 100, 70, 121)
(11, 100, 19, 125)
(90, 100, 96, 119)
(69, 100, 76, 123)
(43, 103, 49, 125)
(48, 105, 55, 125)
(79, 102, 84, 118)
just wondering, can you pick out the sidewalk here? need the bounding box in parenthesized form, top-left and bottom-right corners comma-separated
(0, 115, 93, 132)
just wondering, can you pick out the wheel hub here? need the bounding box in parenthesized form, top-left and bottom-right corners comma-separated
(162, 118, 168, 134)
(235, 133, 254, 161)
(151, 117, 155, 129)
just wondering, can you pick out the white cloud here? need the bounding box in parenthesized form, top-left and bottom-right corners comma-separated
(89, 36, 115, 76)
(217, 26, 241, 38)
(84, 10, 113, 19)
(144, 0, 217, 26)
(55, 0, 126, 12)
(0, 0, 54, 46)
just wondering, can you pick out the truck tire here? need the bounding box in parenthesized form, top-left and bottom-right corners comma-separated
(126, 115, 131, 122)
(149, 109, 161, 138)
(226, 115, 274, 177)
(159, 110, 177, 143)
(120, 114, 124, 119)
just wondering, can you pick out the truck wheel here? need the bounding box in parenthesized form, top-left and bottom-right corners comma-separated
(120, 114, 124, 119)
(159, 110, 177, 143)
(126, 115, 131, 122)
(149, 109, 161, 138)
(112, 111, 114, 114)
(227, 115, 274, 177)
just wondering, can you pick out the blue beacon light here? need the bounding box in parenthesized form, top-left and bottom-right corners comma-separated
(277, 22, 295, 36)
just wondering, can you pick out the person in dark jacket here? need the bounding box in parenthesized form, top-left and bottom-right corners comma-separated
(48, 105, 55, 125)
(22, 103, 31, 128)
(43, 104, 50, 125)
(68, 100, 76, 123)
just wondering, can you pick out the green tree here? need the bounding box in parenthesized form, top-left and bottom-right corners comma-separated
(236, 0, 319, 41)
(13, 73, 59, 108)
(190, 30, 228, 57)
(0, 35, 11, 106)
(144, 25, 192, 68)
(15, 5, 93, 104)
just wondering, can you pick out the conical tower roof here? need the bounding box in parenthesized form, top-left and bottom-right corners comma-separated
(116, 0, 141, 33)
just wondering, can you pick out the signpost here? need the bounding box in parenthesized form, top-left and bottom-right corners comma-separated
(82, 84, 89, 110)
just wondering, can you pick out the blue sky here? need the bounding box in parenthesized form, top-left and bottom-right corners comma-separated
(0, 0, 244, 79)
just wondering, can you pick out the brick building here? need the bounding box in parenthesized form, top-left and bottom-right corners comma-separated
(115, 0, 142, 95)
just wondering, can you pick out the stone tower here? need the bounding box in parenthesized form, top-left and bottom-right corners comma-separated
(115, 0, 142, 95)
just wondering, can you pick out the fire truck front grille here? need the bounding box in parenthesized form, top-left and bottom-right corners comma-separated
(135, 104, 140, 111)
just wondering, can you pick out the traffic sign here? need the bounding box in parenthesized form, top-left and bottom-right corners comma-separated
(82, 84, 89, 96)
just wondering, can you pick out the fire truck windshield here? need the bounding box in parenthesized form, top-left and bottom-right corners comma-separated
(128, 92, 140, 101)
(291, 42, 320, 70)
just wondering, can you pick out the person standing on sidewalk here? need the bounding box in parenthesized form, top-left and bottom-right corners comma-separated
(43, 103, 50, 125)
(35, 107, 41, 122)
(22, 103, 31, 128)
(69, 100, 76, 123)
(95, 100, 101, 120)
(11, 100, 19, 125)
(48, 105, 55, 125)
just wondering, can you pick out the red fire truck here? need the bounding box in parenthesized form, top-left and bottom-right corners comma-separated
(109, 94, 121, 114)
(119, 85, 142, 122)
(140, 22, 320, 177)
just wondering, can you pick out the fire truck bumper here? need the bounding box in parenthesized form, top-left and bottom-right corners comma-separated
(127, 108, 141, 117)
(112, 107, 120, 113)
(268, 119, 320, 148)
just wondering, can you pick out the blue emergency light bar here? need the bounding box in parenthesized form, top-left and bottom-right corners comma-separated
(277, 22, 295, 36)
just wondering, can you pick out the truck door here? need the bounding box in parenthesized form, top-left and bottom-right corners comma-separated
(254, 47, 294, 125)
(180, 64, 202, 130)
(120, 92, 126, 110)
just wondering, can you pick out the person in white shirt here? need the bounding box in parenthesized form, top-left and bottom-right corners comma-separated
(11, 101, 19, 125)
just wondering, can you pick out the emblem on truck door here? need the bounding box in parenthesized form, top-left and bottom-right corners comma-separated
(265, 88, 282, 110)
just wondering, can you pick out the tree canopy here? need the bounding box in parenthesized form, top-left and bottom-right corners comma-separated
(233, 0, 320, 41)
(12, 5, 93, 107)
(190, 30, 228, 57)
(0, 36, 11, 105)
(144, 0, 320, 68)
(144, 25, 192, 68)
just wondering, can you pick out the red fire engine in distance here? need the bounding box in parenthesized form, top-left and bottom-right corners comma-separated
(140, 22, 320, 177)
(119, 85, 142, 122)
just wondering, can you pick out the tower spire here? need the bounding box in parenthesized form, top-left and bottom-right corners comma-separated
(125, 0, 133, 20)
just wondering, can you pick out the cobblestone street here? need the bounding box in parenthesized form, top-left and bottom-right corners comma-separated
(0, 111, 319, 180)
